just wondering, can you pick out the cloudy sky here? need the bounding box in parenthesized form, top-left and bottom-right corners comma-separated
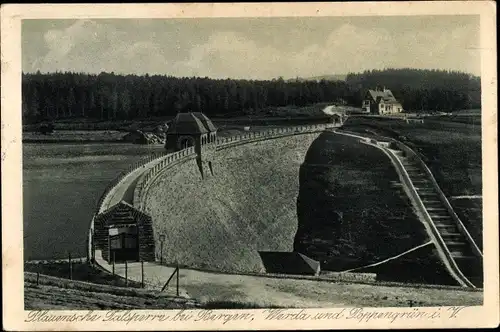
(22, 16, 480, 79)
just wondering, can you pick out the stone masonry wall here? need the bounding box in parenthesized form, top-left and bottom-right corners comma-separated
(142, 133, 322, 273)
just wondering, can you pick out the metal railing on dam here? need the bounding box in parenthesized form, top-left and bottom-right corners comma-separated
(133, 123, 335, 210)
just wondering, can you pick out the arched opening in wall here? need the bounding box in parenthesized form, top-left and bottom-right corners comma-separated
(178, 136, 195, 150)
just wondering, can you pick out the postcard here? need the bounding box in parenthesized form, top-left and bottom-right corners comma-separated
(1, 2, 498, 330)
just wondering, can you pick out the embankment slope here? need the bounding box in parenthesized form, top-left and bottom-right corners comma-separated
(143, 134, 321, 273)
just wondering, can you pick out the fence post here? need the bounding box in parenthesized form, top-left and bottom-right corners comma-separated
(141, 261, 144, 288)
(160, 235, 165, 265)
(36, 271, 40, 286)
(112, 252, 115, 275)
(68, 252, 72, 280)
(176, 263, 179, 297)
(125, 260, 128, 287)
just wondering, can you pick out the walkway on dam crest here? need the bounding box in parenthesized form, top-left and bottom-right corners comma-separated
(99, 159, 159, 212)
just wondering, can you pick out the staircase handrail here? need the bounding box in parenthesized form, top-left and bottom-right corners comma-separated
(389, 140, 483, 258)
(335, 130, 476, 288)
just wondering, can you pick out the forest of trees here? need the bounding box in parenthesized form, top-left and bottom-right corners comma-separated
(22, 68, 481, 124)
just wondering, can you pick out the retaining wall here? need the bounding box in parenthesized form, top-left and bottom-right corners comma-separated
(142, 133, 323, 272)
(89, 123, 333, 265)
(135, 124, 331, 273)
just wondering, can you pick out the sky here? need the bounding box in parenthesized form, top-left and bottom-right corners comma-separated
(22, 16, 480, 80)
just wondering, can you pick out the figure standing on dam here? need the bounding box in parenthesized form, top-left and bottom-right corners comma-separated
(164, 111, 218, 178)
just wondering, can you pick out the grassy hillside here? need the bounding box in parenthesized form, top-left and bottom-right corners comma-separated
(144, 134, 321, 273)
(23, 130, 128, 142)
(342, 116, 483, 249)
(24, 273, 201, 310)
(24, 261, 142, 288)
(25, 270, 483, 309)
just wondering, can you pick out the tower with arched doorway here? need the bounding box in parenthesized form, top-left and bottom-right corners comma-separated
(164, 112, 217, 178)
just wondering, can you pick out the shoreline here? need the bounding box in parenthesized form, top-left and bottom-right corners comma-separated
(22, 139, 131, 144)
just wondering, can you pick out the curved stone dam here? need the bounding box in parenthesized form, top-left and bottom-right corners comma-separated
(92, 121, 478, 288)
(142, 133, 322, 273)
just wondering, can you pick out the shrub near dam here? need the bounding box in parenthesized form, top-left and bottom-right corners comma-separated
(143, 133, 321, 273)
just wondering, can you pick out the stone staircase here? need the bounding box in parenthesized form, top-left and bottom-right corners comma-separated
(390, 149, 483, 288)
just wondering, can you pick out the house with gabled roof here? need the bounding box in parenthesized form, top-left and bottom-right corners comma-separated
(362, 87, 404, 115)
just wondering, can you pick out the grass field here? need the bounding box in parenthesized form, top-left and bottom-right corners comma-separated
(25, 269, 482, 309)
(24, 273, 201, 310)
(23, 130, 128, 142)
(341, 115, 483, 249)
(22, 102, 356, 136)
(292, 132, 455, 285)
(24, 261, 143, 288)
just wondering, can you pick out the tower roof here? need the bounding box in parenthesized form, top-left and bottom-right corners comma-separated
(166, 112, 210, 135)
(192, 112, 217, 132)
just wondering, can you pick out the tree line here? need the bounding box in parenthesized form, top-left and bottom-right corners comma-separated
(22, 68, 480, 123)
(345, 68, 481, 111)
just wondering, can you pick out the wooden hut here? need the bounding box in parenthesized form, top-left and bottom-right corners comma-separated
(94, 201, 155, 263)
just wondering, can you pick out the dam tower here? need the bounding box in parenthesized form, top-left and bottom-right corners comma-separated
(164, 111, 217, 178)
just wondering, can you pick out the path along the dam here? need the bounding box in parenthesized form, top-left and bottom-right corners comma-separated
(93, 137, 481, 307)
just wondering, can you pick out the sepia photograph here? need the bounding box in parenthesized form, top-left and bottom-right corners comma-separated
(2, 2, 498, 331)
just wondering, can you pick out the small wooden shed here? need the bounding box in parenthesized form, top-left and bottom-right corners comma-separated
(94, 201, 155, 263)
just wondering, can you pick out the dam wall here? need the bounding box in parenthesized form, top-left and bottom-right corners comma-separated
(89, 124, 331, 273)
(137, 125, 329, 273)
(142, 133, 322, 273)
